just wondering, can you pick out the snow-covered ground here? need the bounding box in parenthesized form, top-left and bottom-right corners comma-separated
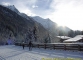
(0, 45, 83, 60)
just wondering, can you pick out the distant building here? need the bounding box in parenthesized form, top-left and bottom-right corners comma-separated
(64, 35, 83, 43)
(55, 36, 71, 43)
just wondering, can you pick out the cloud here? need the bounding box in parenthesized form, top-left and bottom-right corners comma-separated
(32, 5, 38, 8)
(1, 2, 11, 6)
(29, 0, 53, 17)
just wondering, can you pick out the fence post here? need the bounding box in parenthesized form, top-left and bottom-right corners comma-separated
(38, 44, 39, 48)
(53, 44, 55, 49)
(20, 43, 21, 46)
(64, 45, 66, 50)
(44, 44, 46, 49)
(78, 45, 81, 51)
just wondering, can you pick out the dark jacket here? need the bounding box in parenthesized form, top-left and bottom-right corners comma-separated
(29, 41, 32, 46)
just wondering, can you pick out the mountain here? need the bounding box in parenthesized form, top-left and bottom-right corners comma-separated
(5, 5, 61, 42)
(2, 5, 20, 14)
(32, 16, 59, 35)
(0, 5, 50, 45)
(7, 5, 71, 40)
(5, 5, 34, 21)
(8, 5, 83, 38)
(1, 5, 73, 43)
(31, 16, 73, 43)
(32, 16, 56, 29)
(32, 16, 71, 36)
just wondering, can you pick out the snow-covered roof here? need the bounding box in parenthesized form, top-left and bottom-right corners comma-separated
(64, 35, 83, 42)
(56, 36, 71, 39)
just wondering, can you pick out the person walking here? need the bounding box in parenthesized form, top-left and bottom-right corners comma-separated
(22, 42, 25, 49)
(28, 41, 32, 51)
(7, 38, 12, 45)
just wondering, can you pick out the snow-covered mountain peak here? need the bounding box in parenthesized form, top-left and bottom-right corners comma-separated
(46, 18, 50, 20)
(6, 5, 20, 13)
(1, 4, 20, 13)
(32, 16, 57, 30)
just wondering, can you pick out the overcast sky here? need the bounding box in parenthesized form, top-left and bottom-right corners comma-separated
(0, 0, 83, 30)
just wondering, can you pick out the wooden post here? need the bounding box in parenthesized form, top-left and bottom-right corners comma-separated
(44, 44, 46, 49)
(78, 45, 81, 51)
(53, 44, 55, 49)
(64, 45, 66, 50)
(27, 44, 29, 47)
(38, 44, 39, 48)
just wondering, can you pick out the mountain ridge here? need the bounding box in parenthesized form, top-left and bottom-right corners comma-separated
(0, 5, 49, 45)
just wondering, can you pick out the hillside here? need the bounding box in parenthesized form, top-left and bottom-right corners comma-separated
(0, 5, 49, 45)
(32, 16, 71, 36)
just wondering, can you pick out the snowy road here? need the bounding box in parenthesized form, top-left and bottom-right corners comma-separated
(0, 45, 83, 60)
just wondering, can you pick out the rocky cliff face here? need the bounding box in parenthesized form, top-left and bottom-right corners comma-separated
(0, 5, 49, 45)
